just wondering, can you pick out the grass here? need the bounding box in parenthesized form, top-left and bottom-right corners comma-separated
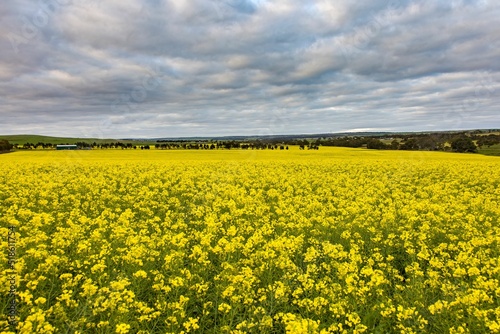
(478, 144, 500, 156)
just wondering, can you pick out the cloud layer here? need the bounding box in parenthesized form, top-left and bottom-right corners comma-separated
(1, 0, 499, 138)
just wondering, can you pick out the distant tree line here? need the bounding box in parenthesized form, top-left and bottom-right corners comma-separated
(475, 134, 500, 148)
(9, 130, 499, 154)
(154, 141, 291, 150)
(17, 141, 145, 150)
(313, 131, 500, 153)
(13, 140, 296, 151)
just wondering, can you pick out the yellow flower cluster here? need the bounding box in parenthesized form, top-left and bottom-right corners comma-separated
(1, 148, 499, 333)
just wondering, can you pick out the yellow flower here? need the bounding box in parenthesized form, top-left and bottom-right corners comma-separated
(115, 323, 131, 334)
(133, 270, 148, 278)
(183, 317, 200, 332)
(35, 297, 47, 305)
(218, 303, 232, 313)
(2, 146, 500, 334)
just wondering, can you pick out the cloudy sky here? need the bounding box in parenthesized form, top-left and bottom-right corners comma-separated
(1, 0, 499, 138)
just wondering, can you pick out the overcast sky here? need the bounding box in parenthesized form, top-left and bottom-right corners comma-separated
(1, 0, 499, 138)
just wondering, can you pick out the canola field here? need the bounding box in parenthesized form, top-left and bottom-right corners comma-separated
(1, 148, 500, 333)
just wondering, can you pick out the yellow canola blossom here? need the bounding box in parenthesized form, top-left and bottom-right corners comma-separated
(0, 148, 499, 333)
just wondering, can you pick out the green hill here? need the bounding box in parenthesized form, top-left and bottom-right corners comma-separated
(0, 134, 154, 146)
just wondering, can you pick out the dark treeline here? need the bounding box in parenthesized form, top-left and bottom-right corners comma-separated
(18, 142, 140, 150)
(7, 130, 499, 154)
(475, 133, 500, 147)
(317, 131, 500, 153)
(15, 140, 294, 151)
(154, 141, 291, 150)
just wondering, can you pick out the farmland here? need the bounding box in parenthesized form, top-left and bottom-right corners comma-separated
(1, 148, 500, 333)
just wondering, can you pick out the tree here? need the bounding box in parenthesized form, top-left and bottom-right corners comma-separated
(451, 137, 477, 153)
(366, 139, 388, 150)
(400, 139, 419, 150)
(420, 137, 438, 150)
(0, 140, 13, 152)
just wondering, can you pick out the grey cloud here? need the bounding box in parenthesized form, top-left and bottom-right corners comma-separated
(0, 0, 499, 137)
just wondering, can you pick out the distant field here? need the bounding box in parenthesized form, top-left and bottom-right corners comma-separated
(1, 148, 499, 333)
(0, 134, 156, 146)
(0, 134, 104, 145)
(478, 144, 500, 156)
(2, 134, 500, 158)
(476, 131, 500, 136)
